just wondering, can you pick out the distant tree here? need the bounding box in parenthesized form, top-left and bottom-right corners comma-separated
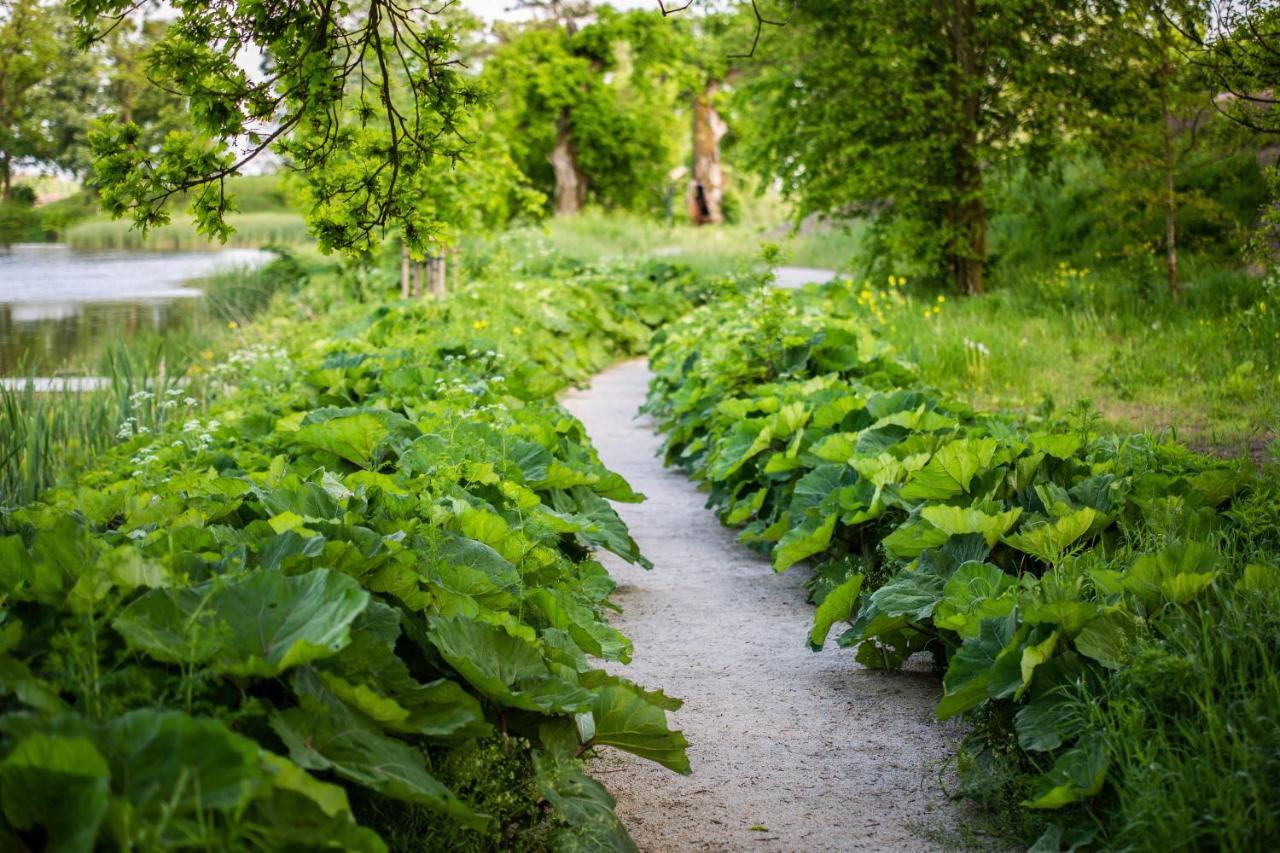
(1080, 1, 1217, 301)
(0, 0, 61, 198)
(737, 0, 1092, 294)
(484, 5, 685, 216)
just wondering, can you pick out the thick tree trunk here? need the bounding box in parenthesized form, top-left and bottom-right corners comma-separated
(690, 78, 729, 226)
(949, 0, 986, 295)
(1159, 21, 1180, 302)
(550, 107, 586, 216)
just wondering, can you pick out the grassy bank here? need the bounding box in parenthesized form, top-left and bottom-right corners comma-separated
(65, 211, 309, 251)
(0, 253, 310, 503)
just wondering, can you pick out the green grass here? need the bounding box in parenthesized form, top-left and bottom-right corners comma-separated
(854, 261, 1280, 454)
(461, 208, 865, 278)
(65, 211, 309, 251)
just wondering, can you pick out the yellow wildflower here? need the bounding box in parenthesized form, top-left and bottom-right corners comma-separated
(473, 319, 489, 331)
(512, 326, 524, 336)
(227, 320, 238, 330)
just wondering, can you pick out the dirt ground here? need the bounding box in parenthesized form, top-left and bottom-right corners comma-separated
(563, 360, 963, 852)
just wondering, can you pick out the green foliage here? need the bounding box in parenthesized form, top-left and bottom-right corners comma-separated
(738, 0, 1091, 291)
(644, 273, 1274, 846)
(0, 256, 709, 848)
(484, 9, 687, 216)
(69, 1, 483, 255)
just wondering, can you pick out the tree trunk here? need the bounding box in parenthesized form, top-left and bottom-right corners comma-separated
(1158, 19, 1180, 302)
(949, 0, 986, 295)
(690, 78, 729, 225)
(550, 107, 586, 216)
(414, 261, 423, 298)
(400, 243, 410, 299)
(1, 153, 10, 201)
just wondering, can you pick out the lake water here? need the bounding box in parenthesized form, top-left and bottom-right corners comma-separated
(0, 244, 269, 374)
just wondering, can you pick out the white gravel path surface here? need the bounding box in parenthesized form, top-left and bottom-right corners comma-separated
(563, 359, 961, 852)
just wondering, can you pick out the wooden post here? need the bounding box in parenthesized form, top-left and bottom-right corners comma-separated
(400, 242, 410, 299)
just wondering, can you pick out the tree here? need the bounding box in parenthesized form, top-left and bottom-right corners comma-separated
(738, 0, 1091, 293)
(0, 0, 60, 198)
(484, 6, 685, 216)
(1081, 1, 1214, 300)
(68, 0, 481, 256)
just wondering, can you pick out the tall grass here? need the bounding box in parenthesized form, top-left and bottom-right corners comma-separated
(0, 255, 309, 505)
(65, 212, 308, 251)
(0, 345, 204, 505)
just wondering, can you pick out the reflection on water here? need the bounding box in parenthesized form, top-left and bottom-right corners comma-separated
(0, 244, 268, 374)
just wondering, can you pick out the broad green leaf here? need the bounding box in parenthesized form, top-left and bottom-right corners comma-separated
(900, 438, 998, 501)
(1022, 734, 1109, 809)
(847, 569, 946, 641)
(1015, 691, 1082, 753)
(809, 574, 864, 651)
(113, 568, 369, 677)
(936, 614, 1018, 720)
(534, 752, 638, 853)
(94, 709, 261, 812)
(933, 562, 1017, 638)
(1121, 542, 1220, 610)
(0, 732, 109, 853)
(706, 419, 772, 481)
(882, 519, 949, 558)
(773, 512, 838, 572)
(921, 504, 1023, 548)
(588, 685, 690, 774)
(1073, 610, 1140, 669)
(427, 616, 592, 713)
(1002, 508, 1097, 563)
(272, 683, 486, 831)
(295, 412, 414, 470)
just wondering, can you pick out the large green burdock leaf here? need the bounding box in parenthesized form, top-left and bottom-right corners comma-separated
(901, 438, 998, 501)
(847, 569, 946, 641)
(936, 614, 1019, 720)
(294, 410, 419, 470)
(1022, 734, 1110, 809)
(534, 752, 637, 853)
(320, 602, 488, 739)
(1120, 542, 1220, 610)
(95, 710, 262, 811)
(528, 588, 632, 663)
(933, 561, 1017, 638)
(113, 568, 369, 677)
(773, 512, 837, 572)
(921, 504, 1022, 548)
(272, 679, 487, 831)
(707, 419, 773, 481)
(1073, 610, 1141, 669)
(882, 519, 950, 559)
(587, 685, 690, 773)
(1015, 690, 1083, 752)
(809, 573, 864, 650)
(427, 616, 592, 713)
(1003, 508, 1097, 564)
(0, 732, 110, 853)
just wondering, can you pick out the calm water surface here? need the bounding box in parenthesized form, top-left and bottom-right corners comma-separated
(0, 244, 268, 374)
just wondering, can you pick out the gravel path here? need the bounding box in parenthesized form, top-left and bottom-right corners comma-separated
(563, 360, 961, 852)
